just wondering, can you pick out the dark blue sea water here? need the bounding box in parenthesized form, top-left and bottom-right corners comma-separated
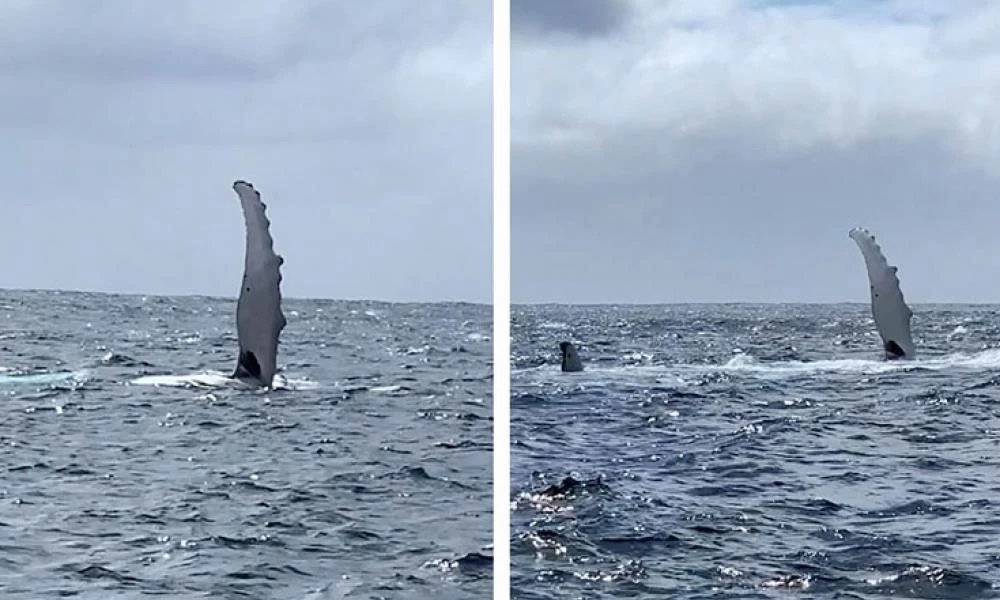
(511, 303, 1000, 599)
(0, 290, 492, 599)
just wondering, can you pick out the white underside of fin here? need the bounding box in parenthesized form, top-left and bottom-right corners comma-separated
(131, 371, 316, 390)
(132, 371, 249, 389)
(849, 227, 915, 359)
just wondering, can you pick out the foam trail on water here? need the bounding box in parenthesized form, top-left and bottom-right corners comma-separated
(513, 349, 1000, 384)
(849, 227, 915, 359)
(0, 370, 88, 386)
(513, 363, 686, 387)
(673, 350, 1000, 379)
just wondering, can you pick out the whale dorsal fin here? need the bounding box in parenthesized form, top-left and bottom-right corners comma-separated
(559, 341, 584, 372)
(232, 180, 286, 387)
(848, 227, 915, 359)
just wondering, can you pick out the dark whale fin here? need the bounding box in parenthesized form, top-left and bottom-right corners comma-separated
(884, 340, 906, 360)
(233, 350, 263, 380)
(230, 180, 286, 387)
(559, 341, 584, 373)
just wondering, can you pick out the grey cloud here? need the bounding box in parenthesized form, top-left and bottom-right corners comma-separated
(513, 123, 1000, 304)
(0, 1, 491, 303)
(0, 2, 300, 82)
(512, 0, 633, 39)
(0, 1, 486, 83)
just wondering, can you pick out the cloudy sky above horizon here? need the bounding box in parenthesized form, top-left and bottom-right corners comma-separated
(0, 1, 491, 303)
(512, 0, 1000, 304)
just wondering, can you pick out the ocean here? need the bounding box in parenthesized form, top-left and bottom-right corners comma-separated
(0, 290, 493, 599)
(511, 303, 1000, 599)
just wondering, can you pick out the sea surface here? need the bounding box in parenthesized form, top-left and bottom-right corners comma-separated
(511, 303, 1000, 599)
(0, 290, 492, 600)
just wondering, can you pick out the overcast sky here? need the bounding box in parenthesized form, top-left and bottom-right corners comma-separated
(512, 0, 1000, 304)
(0, 1, 490, 303)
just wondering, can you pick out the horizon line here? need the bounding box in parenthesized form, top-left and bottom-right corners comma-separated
(0, 286, 492, 306)
(511, 300, 1000, 306)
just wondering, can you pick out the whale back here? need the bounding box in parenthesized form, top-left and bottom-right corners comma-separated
(232, 180, 286, 387)
(559, 341, 584, 372)
(848, 227, 915, 359)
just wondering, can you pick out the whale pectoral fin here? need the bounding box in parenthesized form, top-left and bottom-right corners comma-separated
(233, 350, 263, 381)
(850, 227, 916, 359)
(232, 180, 285, 388)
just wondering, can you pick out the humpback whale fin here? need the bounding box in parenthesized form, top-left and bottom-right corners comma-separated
(559, 341, 584, 372)
(231, 180, 286, 387)
(848, 227, 915, 360)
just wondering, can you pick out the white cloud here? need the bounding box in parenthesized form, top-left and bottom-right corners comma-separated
(515, 0, 1000, 168)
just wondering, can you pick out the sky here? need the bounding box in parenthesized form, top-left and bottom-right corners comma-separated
(0, 1, 491, 303)
(512, 0, 1000, 304)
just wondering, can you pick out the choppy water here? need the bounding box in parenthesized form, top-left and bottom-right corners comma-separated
(511, 303, 1000, 599)
(0, 290, 492, 599)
